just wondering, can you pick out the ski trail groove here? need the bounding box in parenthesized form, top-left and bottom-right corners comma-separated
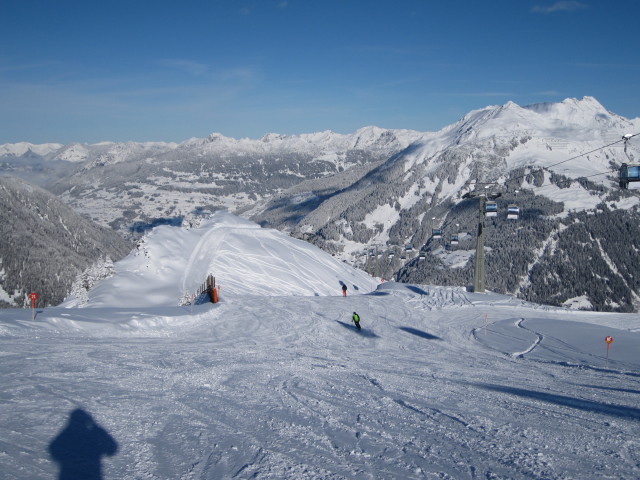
(181, 224, 225, 294)
(511, 318, 543, 358)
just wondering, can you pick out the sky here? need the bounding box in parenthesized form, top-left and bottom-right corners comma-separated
(1, 0, 639, 144)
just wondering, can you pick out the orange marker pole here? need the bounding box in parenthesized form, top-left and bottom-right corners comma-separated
(29, 292, 39, 321)
(605, 336, 613, 368)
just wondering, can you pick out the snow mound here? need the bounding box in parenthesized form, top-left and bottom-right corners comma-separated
(66, 211, 379, 308)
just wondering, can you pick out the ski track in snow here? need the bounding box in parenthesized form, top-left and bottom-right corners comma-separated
(511, 318, 543, 358)
(181, 223, 227, 293)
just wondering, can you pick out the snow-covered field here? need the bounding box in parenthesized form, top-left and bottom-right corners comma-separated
(2, 214, 640, 479)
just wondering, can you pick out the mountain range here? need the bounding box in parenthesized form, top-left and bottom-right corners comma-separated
(1, 96, 639, 311)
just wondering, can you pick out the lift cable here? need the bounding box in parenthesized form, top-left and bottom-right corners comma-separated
(465, 132, 640, 193)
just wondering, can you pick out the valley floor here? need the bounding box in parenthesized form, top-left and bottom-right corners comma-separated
(1, 284, 639, 479)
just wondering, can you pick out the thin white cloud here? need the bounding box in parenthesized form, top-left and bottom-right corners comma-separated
(278, 1, 288, 8)
(531, 1, 588, 13)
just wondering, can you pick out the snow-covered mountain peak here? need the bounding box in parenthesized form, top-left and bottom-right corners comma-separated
(170, 127, 426, 158)
(0, 142, 64, 157)
(347, 125, 429, 152)
(341, 95, 640, 212)
(428, 102, 521, 146)
(437, 96, 637, 149)
(501, 100, 520, 110)
(179, 132, 237, 150)
(260, 132, 288, 143)
(54, 143, 91, 162)
(204, 132, 232, 143)
(354, 125, 389, 139)
(351, 126, 396, 149)
(523, 96, 612, 124)
(298, 130, 339, 145)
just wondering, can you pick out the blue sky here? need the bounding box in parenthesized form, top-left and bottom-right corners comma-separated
(1, 0, 639, 144)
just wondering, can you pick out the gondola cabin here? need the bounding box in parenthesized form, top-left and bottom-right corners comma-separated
(485, 201, 498, 217)
(432, 228, 442, 239)
(507, 204, 519, 220)
(451, 234, 459, 245)
(619, 163, 640, 189)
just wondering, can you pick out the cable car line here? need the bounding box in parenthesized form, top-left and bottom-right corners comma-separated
(464, 132, 639, 194)
(543, 135, 636, 171)
(397, 133, 639, 265)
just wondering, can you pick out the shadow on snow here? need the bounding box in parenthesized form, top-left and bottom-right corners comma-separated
(475, 383, 640, 421)
(406, 285, 429, 296)
(129, 216, 184, 235)
(49, 408, 118, 480)
(398, 326, 441, 340)
(335, 320, 380, 338)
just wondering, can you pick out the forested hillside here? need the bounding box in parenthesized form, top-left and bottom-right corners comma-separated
(0, 176, 132, 307)
(397, 173, 640, 312)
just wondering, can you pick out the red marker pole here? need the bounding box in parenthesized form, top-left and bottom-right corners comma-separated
(29, 292, 39, 320)
(605, 336, 613, 368)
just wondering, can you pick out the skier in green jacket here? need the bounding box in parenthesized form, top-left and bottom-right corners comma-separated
(352, 312, 361, 330)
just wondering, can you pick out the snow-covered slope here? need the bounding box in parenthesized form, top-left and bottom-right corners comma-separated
(62, 211, 380, 308)
(1, 259, 640, 478)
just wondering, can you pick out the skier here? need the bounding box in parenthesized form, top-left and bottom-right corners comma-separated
(352, 311, 361, 330)
(342, 284, 348, 297)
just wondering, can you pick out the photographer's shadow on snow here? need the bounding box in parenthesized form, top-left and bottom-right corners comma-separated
(49, 408, 118, 480)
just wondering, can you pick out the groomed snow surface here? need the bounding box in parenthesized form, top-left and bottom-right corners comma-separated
(2, 213, 640, 479)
